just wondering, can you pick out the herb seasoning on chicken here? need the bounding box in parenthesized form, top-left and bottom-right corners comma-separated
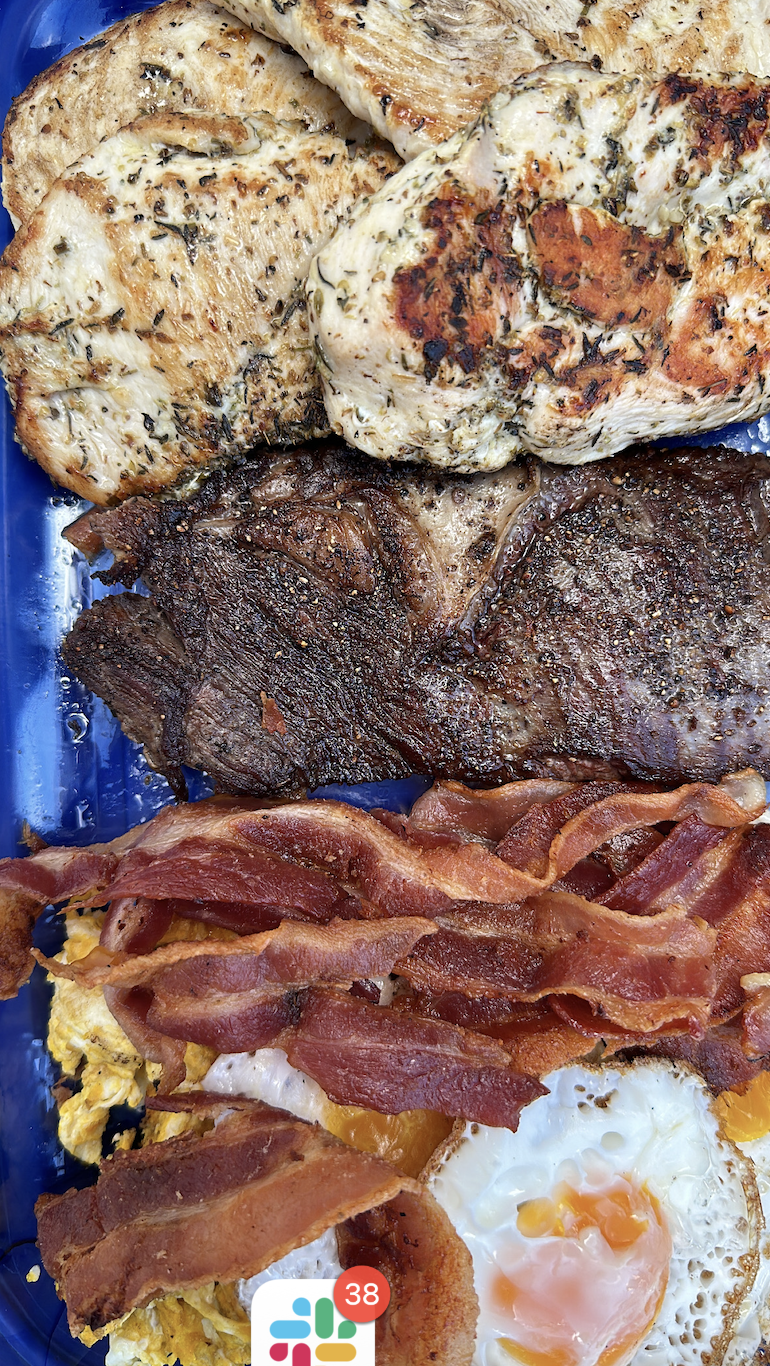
(228, 0, 770, 160)
(309, 64, 770, 471)
(1, 0, 368, 227)
(0, 111, 396, 502)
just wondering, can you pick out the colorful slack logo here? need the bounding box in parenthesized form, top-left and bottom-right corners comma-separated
(252, 1279, 375, 1366)
(269, 1295, 356, 1362)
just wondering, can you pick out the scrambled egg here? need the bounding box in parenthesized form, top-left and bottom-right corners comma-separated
(47, 911, 243, 1366)
(103, 1285, 250, 1366)
(48, 912, 226, 1163)
(47, 910, 147, 1165)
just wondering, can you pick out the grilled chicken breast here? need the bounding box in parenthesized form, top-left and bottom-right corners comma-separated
(0, 112, 396, 502)
(63, 441, 770, 796)
(2, 0, 368, 226)
(227, 0, 770, 159)
(310, 64, 770, 472)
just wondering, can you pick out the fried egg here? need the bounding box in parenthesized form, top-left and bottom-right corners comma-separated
(237, 1228, 344, 1312)
(717, 1073, 770, 1364)
(426, 1060, 761, 1366)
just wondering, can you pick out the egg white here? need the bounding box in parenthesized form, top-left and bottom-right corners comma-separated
(723, 1125, 770, 1364)
(204, 1047, 330, 1123)
(427, 1059, 761, 1366)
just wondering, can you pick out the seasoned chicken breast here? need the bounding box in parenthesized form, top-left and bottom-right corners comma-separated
(0, 111, 396, 503)
(227, 0, 770, 159)
(309, 63, 770, 472)
(2, 0, 368, 226)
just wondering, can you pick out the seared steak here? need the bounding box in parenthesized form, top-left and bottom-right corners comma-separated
(63, 442, 770, 795)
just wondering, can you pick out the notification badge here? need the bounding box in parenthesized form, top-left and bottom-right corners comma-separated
(251, 1278, 376, 1364)
(333, 1267, 391, 1323)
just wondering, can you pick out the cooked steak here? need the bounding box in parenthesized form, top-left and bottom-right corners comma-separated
(63, 441, 770, 795)
(227, 0, 770, 159)
(0, 112, 396, 502)
(309, 64, 770, 471)
(2, 0, 368, 225)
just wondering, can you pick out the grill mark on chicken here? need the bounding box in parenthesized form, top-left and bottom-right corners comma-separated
(394, 194, 685, 390)
(62, 441, 770, 796)
(528, 203, 684, 331)
(394, 187, 522, 379)
(657, 73, 770, 163)
(309, 65, 770, 472)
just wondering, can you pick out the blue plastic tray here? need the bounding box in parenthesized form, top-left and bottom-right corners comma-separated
(1, 3, 770, 1362)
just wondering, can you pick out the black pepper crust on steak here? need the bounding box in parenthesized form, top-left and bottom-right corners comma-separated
(62, 441, 770, 796)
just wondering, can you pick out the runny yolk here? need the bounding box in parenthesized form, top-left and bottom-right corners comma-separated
(321, 1101, 453, 1177)
(491, 1177, 671, 1366)
(715, 1070, 770, 1143)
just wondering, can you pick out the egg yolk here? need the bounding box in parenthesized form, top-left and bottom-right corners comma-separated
(715, 1070, 770, 1143)
(491, 1177, 671, 1366)
(322, 1101, 453, 1177)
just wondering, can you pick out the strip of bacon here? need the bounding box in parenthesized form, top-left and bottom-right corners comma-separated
(36, 1099, 409, 1336)
(283, 988, 547, 1128)
(337, 1186, 478, 1366)
(103, 985, 188, 1092)
(409, 777, 578, 841)
(599, 815, 744, 915)
(397, 893, 715, 1032)
(89, 969, 546, 1123)
(100, 896, 286, 953)
(1, 772, 761, 997)
(701, 829, 770, 1021)
(100, 898, 175, 954)
(391, 989, 599, 1077)
(740, 975, 770, 1058)
(38, 917, 435, 991)
(626, 1021, 769, 1092)
(37, 918, 436, 1065)
(496, 782, 659, 877)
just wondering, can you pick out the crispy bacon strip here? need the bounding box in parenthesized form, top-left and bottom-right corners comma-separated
(36, 1101, 409, 1335)
(496, 782, 659, 877)
(37, 918, 436, 1071)
(100, 897, 175, 954)
(337, 1186, 478, 1366)
(103, 985, 188, 1091)
(100, 896, 285, 952)
(97, 971, 546, 1122)
(38, 917, 435, 991)
(398, 893, 716, 1032)
(1, 773, 761, 997)
(599, 816, 744, 915)
(283, 988, 547, 1127)
(0, 891, 40, 999)
(741, 975, 770, 1057)
(392, 989, 599, 1077)
(700, 829, 770, 1021)
(409, 777, 578, 841)
(626, 1021, 770, 1092)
